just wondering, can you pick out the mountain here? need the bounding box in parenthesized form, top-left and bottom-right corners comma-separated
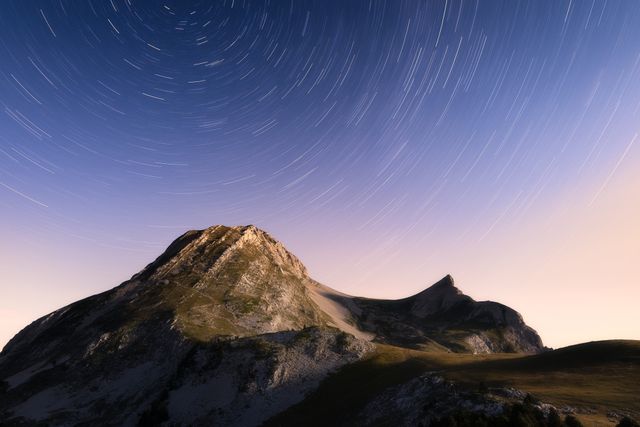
(310, 274, 543, 353)
(0, 225, 543, 426)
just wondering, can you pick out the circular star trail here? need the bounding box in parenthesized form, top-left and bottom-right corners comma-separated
(1, 0, 640, 333)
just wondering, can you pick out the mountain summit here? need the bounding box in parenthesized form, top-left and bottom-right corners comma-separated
(309, 271, 542, 353)
(126, 224, 329, 340)
(408, 274, 468, 316)
(0, 225, 543, 425)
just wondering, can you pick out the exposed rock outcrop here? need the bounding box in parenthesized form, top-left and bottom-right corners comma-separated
(311, 274, 543, 353)
(356, 373, 559, 427)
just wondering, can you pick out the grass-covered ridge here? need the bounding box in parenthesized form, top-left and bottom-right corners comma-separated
(266, 340, 640, 426)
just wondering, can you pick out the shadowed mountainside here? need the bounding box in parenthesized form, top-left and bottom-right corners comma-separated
(266, 340, 640, 427)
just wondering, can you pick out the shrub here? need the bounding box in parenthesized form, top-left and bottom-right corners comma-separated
(523, 393, 540, 406)
(430, 404, 589, 427)
(564, 415, 583, 427)
(617, 417, 640, 427)
(547, 408, 563, 427)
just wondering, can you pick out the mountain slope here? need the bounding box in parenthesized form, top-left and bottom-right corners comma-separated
(0, 225, 373, 426)
(0, 224, 542, 426)
(266, 340, 640, 426)
(310, 275, 543, 353)
(2, 225, 327, 358)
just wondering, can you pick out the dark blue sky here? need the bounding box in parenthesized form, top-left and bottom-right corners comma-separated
(1, 1, 640, 347)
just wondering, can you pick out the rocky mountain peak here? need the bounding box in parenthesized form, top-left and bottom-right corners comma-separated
(132, 224, 325, 340)
(423, 274, 461, 294)
(134, 224, 308, 285)
(408, 275, 469, 318)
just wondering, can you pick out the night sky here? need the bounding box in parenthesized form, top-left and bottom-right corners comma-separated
(1, 1, 639, 348)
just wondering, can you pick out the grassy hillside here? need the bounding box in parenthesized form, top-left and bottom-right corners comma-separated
(446, 340, 640, 426)
(265, 340, 640, 427)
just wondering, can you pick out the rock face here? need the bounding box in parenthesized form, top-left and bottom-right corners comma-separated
(310, 275, 543, 353)
(356, 373, 506, 426)
(0, 225, 542, 426)
(355, 373, 560, 427)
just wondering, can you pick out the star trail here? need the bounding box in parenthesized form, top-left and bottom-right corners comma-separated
(1, 1, 640, 348)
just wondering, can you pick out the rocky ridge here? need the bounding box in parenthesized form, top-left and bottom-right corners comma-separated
(0, 225, 543, 426)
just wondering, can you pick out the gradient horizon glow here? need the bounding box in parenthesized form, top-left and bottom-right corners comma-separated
(1, 0, 639, 350)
